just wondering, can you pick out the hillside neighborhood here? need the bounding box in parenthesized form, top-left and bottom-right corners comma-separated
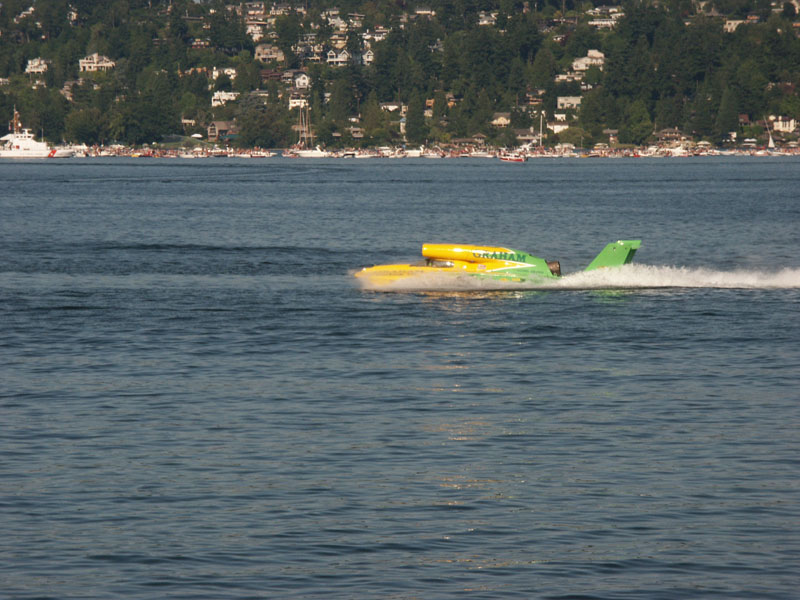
(2, 0, 800, 152)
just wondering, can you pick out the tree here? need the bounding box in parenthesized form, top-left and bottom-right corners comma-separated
(234, 61, 261, 93)
(328, 78, 353, 123)
(530, 47, 557, 88)
(620, 99, 653, 144)
(236, 100, 291, 148)
(733, 59, 768, 118)
(64, 107, 106, 144)
(714, 87, 739, 141)
(579, 87, 609, 137)
(654, 94, 685, 130)
(405, 89, 427, 144)
(687, 84, 715, 139)
(274, 13, 301, 66)
(362, 90, 385, 136)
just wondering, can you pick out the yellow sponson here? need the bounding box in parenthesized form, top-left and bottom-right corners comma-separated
(422, 244, 516, 263)
(354, 263, 447, 285)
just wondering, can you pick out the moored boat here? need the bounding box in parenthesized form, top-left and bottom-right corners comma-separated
(0, 108, 74, 158)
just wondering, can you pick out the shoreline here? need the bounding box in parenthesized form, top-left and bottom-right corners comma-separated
(18, 145, 800, 160)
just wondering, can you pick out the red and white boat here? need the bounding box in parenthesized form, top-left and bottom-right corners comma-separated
(1, 108, 73, 158)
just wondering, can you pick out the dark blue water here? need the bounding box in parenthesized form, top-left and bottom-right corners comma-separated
(2, 157, 799, 599)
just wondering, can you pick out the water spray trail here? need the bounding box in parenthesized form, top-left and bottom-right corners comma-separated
(356, 265, 800, 293)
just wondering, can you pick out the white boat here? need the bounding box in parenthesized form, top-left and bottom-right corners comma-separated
(287, 146, 330, 158)
(286, 105, 329, 157)
(0, 108, 73, 158)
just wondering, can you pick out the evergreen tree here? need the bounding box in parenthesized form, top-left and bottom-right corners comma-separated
(328, 78, 353, 123)
(688, 83, 716, 139)
(714, 87, 739, 140)
(64, 107, 106, 144)
(362, 90, 385, 137)
(620, 99, 653, 145)
(530, 47, 556, 88)
(405, 89, 427, 144)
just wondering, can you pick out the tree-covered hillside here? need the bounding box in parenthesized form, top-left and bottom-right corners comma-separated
(1, 0, 798, 147)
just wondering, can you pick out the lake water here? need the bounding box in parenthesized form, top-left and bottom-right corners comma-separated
(1, 157, 799, 599)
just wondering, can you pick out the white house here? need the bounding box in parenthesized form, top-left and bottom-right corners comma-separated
(255, 44, 285, 63)
(348, 13, 364, 28)
(380, 102, 403, 113)
(25, 57, 51, 74)
(572, 49, 605, 72)
(211, 67, 237, 81)
(478, 11, 497, 26)
(415, 8, 436, 17)
(770, 115, 797, 133)
(79, 53, 115, 72)
(724, 20, 746, 32)
(211, 91, 240, 107)
(362, 49, 375, 65)
(246, 23, 265, 42)
(548, 121, 570, 134)
(294, 72, 310, 89)
(557, 96, 582, 110)
(587, 6, 624, 29)
(322, 9, 347, 31)
(362, 28, 390, 46)
(326, 49, 351, 67)
(288, 94, 308, 110)
(491, 112, 512, 127)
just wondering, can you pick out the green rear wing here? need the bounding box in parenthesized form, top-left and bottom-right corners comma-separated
(585, 240, 642, 271)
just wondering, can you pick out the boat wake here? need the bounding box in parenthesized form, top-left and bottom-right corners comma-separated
(356, 264, 800, 292)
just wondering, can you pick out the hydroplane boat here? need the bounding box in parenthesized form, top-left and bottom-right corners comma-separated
(354, 240, 641, 287)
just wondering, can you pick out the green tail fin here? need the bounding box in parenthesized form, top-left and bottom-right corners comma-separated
(585, 240, 641, 271)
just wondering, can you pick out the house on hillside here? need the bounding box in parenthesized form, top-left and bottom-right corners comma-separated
(25, 57, 51, 74)
(281, 70, 310, 89)
(656, 128, 684, 143)
(557, 96, 582, 110)
(572, 50, 605, 72)
(246, 22, 266, 41)
(326, 49, 351, 67)
(79, 53, 115, 72)
(724, 19, 746, 32)
(414, 8, 436, 18)
(255, 44, 285, 63)
(294, 72, 310, 89)
(348, 13, 365, 28)
(770, 115, 797, 133)
(478, 11, 497, 26)
(211, 91, 240, 107)
(211, 67, 237, 81)
(587, 6, 624, 29)
(207, 120, 237, 142)
(380, 102, 403, 114)
(491, 113, 512, 127)
(288, 93, 308, 109)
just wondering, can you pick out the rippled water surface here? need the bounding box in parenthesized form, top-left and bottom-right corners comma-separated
(2, 157, 799, 598)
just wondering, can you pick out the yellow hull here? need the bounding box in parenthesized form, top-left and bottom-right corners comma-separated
(354, 244, 540, 287)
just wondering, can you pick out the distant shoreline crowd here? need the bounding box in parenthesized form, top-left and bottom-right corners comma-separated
(50, 143, 800, 160)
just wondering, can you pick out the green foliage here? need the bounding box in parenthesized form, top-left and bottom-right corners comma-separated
(405, 90, 428, 144)
(715, 87, 740, 140)
(1, 0, 798, 148)
(235, 98, 291, 148)
(64, 107, 105, 144)
(620, 99, 653, 145)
